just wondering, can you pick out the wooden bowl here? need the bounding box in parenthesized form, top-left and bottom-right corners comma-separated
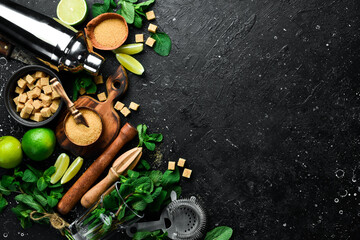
(64, 107, 104, 147)
(85, 13, 128, 50)
(4, 65, 64, 127)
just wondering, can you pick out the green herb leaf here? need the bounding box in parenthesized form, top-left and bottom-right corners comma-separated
(14, 168, 24, 178)
(147, 133, 163, 142)
(34, 194, 48, 207)
(161, 168, 180, 187)
(128, 169, 140, 179)
(151, 32, 172, 56)
(148, 190, 167, 212)
(132, 199, 147, 211)
(144, 141, 156, 151)
(1, 175, 14, 187)
(92, 0, 111, 17)
(37, 177, 48, 191)
(14, 194, 44, 213)
(48, 182, 62, 188)
(0, 196, 8, 213)
(86, 81, 97, 94)
(22, 169, 38, 183)
(125, 0, 138, 3)
(204, 226, 233, 240)
(149, 171, 162, 186)
(151, 187, 162, 199)
(25, 165, 42, 178)
(46, 196, 58, 208)
(133, 12, 143, 28)
(136, 159, 151, 171)
(133, 231, 152, 240)
(134, 0, 155, 12)
(43, 166, 56, 178)
(0, 182, 11, 196)
(118, 1, 135, 24)
(110, 0, 118, 8)
(20, 216, 32, 229)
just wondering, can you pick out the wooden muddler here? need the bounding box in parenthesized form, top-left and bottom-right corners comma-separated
(56, 123, 137, 215)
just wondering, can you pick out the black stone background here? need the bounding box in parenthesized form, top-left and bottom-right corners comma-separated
(1, 0, 360, 239)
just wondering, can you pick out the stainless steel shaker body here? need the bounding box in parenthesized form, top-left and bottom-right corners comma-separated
(0, 0, 104, 74)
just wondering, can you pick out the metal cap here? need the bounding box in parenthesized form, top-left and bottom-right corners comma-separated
(83, 53, 104, 74)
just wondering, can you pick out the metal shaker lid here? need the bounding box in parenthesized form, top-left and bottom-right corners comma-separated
(84, 52, 104, 74)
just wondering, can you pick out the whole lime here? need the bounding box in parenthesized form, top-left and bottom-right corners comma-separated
(22, 128, 56, 161)
(0, 136, 23, 169)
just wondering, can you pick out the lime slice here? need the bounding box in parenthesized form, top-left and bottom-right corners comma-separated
(53, 18, 78, 32)
(56, 0, 88, 26)
(116, 53, 144, 75)
(113, 44, 144, 55)
(61, 156, 84, 184)
(50, 153, 70, 184)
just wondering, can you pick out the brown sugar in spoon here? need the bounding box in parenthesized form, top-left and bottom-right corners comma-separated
(50, 78, 89, 127)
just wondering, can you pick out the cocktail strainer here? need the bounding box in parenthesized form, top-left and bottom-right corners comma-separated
(126, 191, 206, 239)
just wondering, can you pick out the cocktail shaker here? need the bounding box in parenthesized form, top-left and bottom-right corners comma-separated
(0, 0, 104, 74)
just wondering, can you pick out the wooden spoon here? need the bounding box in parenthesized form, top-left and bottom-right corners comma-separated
(50, 78, 89, 127)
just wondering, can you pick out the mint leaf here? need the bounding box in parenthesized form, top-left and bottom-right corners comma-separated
(0, 196, 8, 213)
(46, 196, 58, 208)
(161, 168, 180, 187)
(118, 1, 135, 24)
(22, 169, 38, 183)
(149, 171, 162, 186)
(144, 141, 155, 151)
(86, 81, 97, 94)
(1, 175, 14, 187)
(34, 194, 47, 207)
(14, 194, 44, 213)
(37, 177, 48, 191)
(205, 226, 233, 240)
(92, 0, 111, 17)
(133, 231, 152, 240)
(110, 0, 117, 8)
(147, 133, 163, 142)
(25, 165, 42, 178)
(133, 12, 143, 28)
(151, 32, 172, 56)
(0, 182, 11, 196)
(134, 0, 155, 12)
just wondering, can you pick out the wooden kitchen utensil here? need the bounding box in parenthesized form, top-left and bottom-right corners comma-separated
(81, 147, 143, 208)
(57, 123, 138, 215)
(51, 78, 89, 127)
(55, 65, 128, 158)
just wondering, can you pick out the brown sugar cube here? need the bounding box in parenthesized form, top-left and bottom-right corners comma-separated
(13, 96, 19, 105)
(20, 108, 30, 119)
(34, 71, 46, 79)
(148, 23, 158, 33)
(23, 103, 34, 115)
(25, 99, 34, 106)
(40, 77, 49, 86)
(177, 158, 186, 167)
(120, 107, 131, 117)
(79, 87, 86, 95)
(27, 82, 35, 90)
(129, 102, 139, 111)
(25, 74, 36, 84)
(30, 112, 43, 122)
(40, 107, 52, 118)
(146, 10, 156, 21)
(94, 75, 103, 84)
(39, 93, 46, 100)
(135, 34, 144, 43)
(18, 93, 28, 104)
(168, 161, 176, 170)
(15, 87, 25, 94)
(182, 168, 192, 178)
(32, 87, 41, 98)
(41, 94, 52, 107)
(145, 37, 156, 47)
(114, 101, 125, 111)
(49, 100, 60, 113)
(17, 78, 27, 89)
(97, 92, 107, 102)
(35, 80, 42, 88)
(33, 100, 42, 110)
(16, 103, 25, 112)
(43, 85, 53, 95)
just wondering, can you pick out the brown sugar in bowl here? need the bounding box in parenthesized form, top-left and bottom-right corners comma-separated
(85, 13, 129, 50)
(64, 107, 103, 146)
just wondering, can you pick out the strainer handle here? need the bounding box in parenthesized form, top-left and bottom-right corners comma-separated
(126, 219, 166, 237)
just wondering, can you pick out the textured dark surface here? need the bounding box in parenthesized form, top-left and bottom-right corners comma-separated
(1, 0, 360, 239)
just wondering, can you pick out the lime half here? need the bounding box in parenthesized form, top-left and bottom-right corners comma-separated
(116, 53, 144, 75)
(56, 0, 88, 26)
(113, 44, 144, 55)
(61, 156, 84, 184)
(50, 153, 70, 184)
